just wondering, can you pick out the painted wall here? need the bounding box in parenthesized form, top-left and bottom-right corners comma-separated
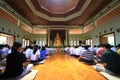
(32, 34, 47, 46)
(0, 14, 120, 46)
(79, 15, 120, 46)
(0, 17, 34, 43)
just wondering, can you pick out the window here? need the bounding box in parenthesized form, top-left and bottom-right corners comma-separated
(22, 39, 30, 48)
(0, 33, 14, 47)
(85, 39, 93, 46)
(100, 33, 115, 45)
(0, 36, 6, 44)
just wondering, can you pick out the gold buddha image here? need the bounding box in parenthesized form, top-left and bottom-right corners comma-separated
(53, 33, 62, 46)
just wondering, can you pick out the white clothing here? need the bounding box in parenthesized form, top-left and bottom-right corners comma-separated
(73, 48, 82, 55)
(89, 47, 96, 52)
(70, 47, 74, 54)
(111, 47, 117, 52)
(8, 49, 11, 54)
(30, 50, 40, 60)
(93, 64, 116, 75)
(25, 48, 33, 58)
(2, 47, 9, 56)
(65, 47, 68, 51)
(16, 64, 33, 79)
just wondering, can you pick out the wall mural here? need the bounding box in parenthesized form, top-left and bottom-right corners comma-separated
(50, 30, 66, 46)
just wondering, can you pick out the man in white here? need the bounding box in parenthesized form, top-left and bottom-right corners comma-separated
(78, 45, 85, 53)
(73, 46, 83, 58)
(30, 50, 40, 61)
(25, 46, 33, 59)
(2, 44, 9, 57)
(70, 45, 75, 55)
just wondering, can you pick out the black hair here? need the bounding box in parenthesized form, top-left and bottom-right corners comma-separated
(33, 45, 38, 54)
(38, 46, 41, 49)
(23, 46, 28, 51)
(4, 44, 9, 47)
(45, 45, 48, 48)
(84, 45, 90, 50)
(12, 42, 22, 52)
(75, 46, 78, 48)
(28, 46, 33, 49)
(0, 44, 4, 49)
(103, 44, 112, 49)
(68, 45, 70, 47)
(41, 46, 46, 50)
(117, 44, 120, 47)
(94, 45, 96, 47)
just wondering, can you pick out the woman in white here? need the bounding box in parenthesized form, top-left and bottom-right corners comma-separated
(30, 45, 40, 64)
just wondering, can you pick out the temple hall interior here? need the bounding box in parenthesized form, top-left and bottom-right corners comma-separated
(0, 0, 120, 80)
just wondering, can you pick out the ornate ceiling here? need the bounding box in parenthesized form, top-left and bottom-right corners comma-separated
(37, 0, 79, 15)
(4, 0, 112, 26)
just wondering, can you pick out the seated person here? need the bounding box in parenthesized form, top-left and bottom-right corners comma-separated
(116, 44, 120, 55)
(65, 45, 71, 54)
(111, 45, 117, 52)
(96, 44, 105, 59)
(70, 45, 75, 55)
(2, 44, 9, 57)
(0, 44, 5, 60)
(1, 42, 33, 79)
(30, 45, 40, 64)
(79, 45, 94, 64)
(39, 46, 46, 61)
(25, 46, 33, 60)
(93, 44, 120, 75)
(45, 46, 51, 56)
(72, 46, 82, 58)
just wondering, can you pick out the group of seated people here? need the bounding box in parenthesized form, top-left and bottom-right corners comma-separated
(0, 42, 120, 79)
(0, 42, 51, 79)
(65, 44, 120, 75)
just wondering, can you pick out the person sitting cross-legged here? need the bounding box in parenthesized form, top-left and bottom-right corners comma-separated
(79, 45, 94, 64)
(30, 45, 41, 64)
(38, 46, 46, 62)
(93, 44, 120, 75)
(1, 42, 33, 79)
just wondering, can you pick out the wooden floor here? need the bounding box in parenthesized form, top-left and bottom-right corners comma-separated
(33, 50, 106, 80)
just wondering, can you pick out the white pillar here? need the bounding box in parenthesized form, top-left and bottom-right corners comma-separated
(47, 28, 50, 46)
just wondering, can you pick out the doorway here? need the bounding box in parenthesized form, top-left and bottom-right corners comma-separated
(0, 33, 15, 47)
(100, 33, 115, 45)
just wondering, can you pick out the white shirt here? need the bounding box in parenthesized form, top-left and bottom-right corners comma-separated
(70, 47, 74, 54)
(30, 50, 40, 60)
(79, 47, 85, 55)
(2, 47, 9, 56)
(65, 47, 68, 52)
(111, 47, 117, 52)
(79, 47, 84, 51)
(73, 48, 82, 55)
(46, 48, 50, 54)
(25, 48, 33, 58)
(8, 49, 11, 54)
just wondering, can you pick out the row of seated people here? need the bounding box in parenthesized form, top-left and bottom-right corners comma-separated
(65, 44, 120, 75)
(0, 42, 51, 79)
